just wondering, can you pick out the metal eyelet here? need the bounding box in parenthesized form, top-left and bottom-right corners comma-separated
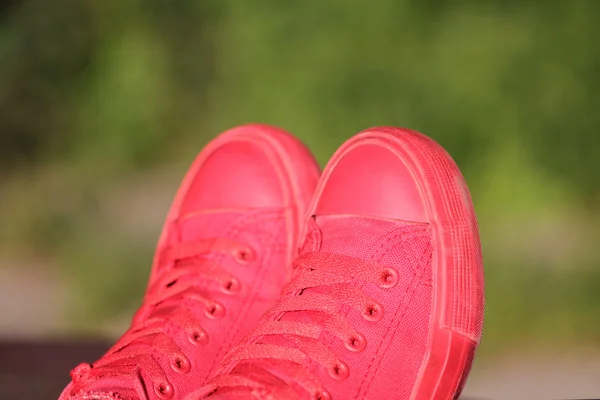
(170, 354, 191, 374)
(154, 381, 174, 399)
(328, 360, 350, 380)
(362, 302, 383, 322)
(379, 267, 399, 288)
(221, 277, 241, 294)
(188, 329, 208, 346)
(205, 302, 226, 319)
(233, 247, 256, 264)
(344, 332, 367, 352)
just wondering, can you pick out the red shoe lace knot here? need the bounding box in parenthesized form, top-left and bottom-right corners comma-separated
(70, 362, 92, 383)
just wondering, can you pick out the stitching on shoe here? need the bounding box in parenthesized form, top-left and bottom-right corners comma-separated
(353, 227, 431, 398)
(225, 212, 278, 343)
(205, 209, 285, 376)
(357, 237, 432, 398)
(358, 273, 422, 398)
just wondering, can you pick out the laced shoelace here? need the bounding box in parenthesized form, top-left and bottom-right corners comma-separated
(69, 237, 255, 400)
(204, 252, 399, 400)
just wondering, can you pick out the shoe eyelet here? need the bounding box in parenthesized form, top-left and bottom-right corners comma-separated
(233, 247, 256, 264)
(362, 302, 383, 322)
(188, 329, 208, 346)
(165, 279, 177, 289)
(170, 354, 191, 374)
(154, 382, 174, 399)
(314, 390, 332, 400)
(221, 277, 241, 294)
(379, 267, 399, 288)
(205, 302, 226, 319)
(344, 332, 367, 352)
(328, 360, 350, 380)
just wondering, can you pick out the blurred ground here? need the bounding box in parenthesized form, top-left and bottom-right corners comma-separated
(464, 350, 600, 399)
(0, 262, 71, 337)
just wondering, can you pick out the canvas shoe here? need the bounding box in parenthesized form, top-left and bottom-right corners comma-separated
(59, 124, 320, 400)
(198, 127, 484, 400)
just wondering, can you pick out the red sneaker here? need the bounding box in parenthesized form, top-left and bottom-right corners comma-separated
(59, 124, 320, 400)
(200, 127, 484, 400)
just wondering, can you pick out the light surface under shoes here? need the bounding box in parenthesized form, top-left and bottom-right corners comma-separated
(197, 127, 484, 400)
(59, 124, 320, 400)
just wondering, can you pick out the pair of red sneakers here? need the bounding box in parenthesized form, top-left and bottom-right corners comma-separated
(60, 125, 484, 400)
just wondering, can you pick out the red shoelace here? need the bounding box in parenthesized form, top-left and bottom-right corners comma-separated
(205, 252, 400, 400)
(70, 237, 254, 399)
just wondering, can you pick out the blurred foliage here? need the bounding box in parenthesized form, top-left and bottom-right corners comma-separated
(0, 0, 599, 353)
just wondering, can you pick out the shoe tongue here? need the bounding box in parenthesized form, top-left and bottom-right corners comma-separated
(303, 214, 428, 261)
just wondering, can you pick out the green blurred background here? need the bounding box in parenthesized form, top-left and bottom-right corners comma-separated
(1, 0, 599, 396)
